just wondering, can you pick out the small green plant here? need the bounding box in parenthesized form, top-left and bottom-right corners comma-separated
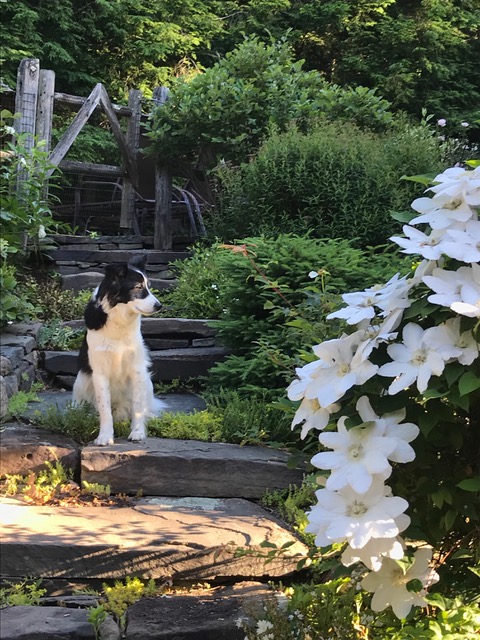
(147, 410, 223, 442)
(22, 277, 90, 322)
(0, 579, 47, 606)
(87, 605, 107, 640)
(38, 320, 85, 350)
(102, 577, 157, 630)
(82, 480, 111, 496)
(5, 384, 42, 419)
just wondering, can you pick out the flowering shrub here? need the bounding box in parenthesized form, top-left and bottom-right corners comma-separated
(288, 162, 480, 621)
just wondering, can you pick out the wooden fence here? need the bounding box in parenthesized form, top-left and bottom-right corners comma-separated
(12, 58, 173, 250)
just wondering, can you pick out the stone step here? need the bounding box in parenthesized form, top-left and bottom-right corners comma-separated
(1, 582, 278, 640)
(41, 346, 228, 380)
(0, 495, 308, 582)
(60, 271, 176, 293)
(46, 248, 190, 264)
(81, 438, 302, 498)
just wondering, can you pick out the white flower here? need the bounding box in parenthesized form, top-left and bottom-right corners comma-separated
(312, 417, 397, 494)
(451, 282, 480, 317)
(461, 122, 469, 127)
(355, 396, 419, 464)
(342, 532, 407, 571)
(291, 397, 340, 439)
(428, 166, 480, 208)
(308, 270, 319, 279)
(304, 331, 378, 406)
(305, 477, 409, 549)
(390, 225, 452, 260)
(437, 119, 447, 127)
(361, 547, 440, 619)
(378, 323, 450, 394)
(256, 619, 274, 635)
(423, 264, 479, 308)
(430, 317, 479, 365)
(352, 308, 403, 366)
(327, 275, 410, 325)
(442, 220, 480, 263)
(38, 224, 46, 239)
(410, 195, 476, 230)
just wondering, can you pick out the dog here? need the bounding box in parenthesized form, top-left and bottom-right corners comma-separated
(72, 255, 165, 446)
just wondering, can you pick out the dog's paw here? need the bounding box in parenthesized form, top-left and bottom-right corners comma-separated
(93, 434, 114, 446)
(128, 428, 146, 442)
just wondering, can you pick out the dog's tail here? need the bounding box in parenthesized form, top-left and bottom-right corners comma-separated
(150, 396, 168, 416)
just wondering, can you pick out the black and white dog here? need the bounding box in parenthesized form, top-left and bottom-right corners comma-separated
(72, 255, 164, 446)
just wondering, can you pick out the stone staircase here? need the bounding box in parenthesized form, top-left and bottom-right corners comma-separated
(1, 401, 307, 639)
(0, 239, 308, 638)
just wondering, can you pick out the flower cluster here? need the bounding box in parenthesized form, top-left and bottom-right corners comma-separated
(288, 163, 479, 618)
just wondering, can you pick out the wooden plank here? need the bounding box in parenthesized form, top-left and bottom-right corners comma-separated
(59, 159, 124, 177)
(53, 91, 133, 117)
(14, 58, 40, 140)
(120, 89, 142, 229)
(14, 58, 40, 194)
(99, 85, 138, 189)
(48, 83, 102, 172)
(35, 69, 55, 152)
(154, 164, 172, 250)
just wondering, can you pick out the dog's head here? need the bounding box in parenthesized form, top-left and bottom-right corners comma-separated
(96, 255, 162, 316)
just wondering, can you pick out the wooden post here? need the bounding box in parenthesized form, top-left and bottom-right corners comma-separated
(35, 69, 55, 152)
(154, 164, 172, 250)
(152, 86, 172, 250)
(120, 89, 142, 230)
(14, 58, 40, 193)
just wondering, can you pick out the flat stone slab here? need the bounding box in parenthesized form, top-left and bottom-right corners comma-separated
(0, 424, 80, 477)
(126, 582, 277, 640)
(81, 437, 303, 498)
(0, 496, 308, 581)
(0, 605, 97, 640)
(46, 249, 190, 264)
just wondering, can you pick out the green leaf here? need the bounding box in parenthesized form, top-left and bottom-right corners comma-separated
(456, 478, 480, 492)
(400, 173, 436, 185)
(444, 509, 457, 531)
(466, 159, 480, 168)
(406, 578, 423, 593)
(390, 210, 417, 223)
(458, 371, 480, 396)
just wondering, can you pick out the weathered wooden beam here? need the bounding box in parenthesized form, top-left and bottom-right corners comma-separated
(99, 84, 138, 190)
(120, 89, 142, 229)
(36, 69, 55, 152)
(154, 164, 172, 250)
(59, 159, 124, 177)
(14, 58, 40, 194)
(48, 83, 102, 173)
(53, 91, 133, 117)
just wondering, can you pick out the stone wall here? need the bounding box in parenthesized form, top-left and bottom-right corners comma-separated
(0, 323, 41, 419)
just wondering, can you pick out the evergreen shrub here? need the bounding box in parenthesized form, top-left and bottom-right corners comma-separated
(213, 121, 443, 246)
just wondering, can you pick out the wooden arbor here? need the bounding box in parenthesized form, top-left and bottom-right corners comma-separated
(12, 58, 173, 250)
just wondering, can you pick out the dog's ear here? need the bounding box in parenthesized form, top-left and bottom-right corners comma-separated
(128, 254, 147, 271)
(105, 264, 128, 280)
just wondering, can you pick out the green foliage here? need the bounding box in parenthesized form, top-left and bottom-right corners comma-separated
(185, 236, 409, 395)
(213, 120, 443, 245)
(159, 243, 226, 318)
(103, 577, 157, 630)
(87, 605, 107, 640)
(147, 410, 223, 441)
(205, 389, 294, 447)
(261, 476, 317, 539)
(5, 384, 41, 420)
(22, 276, 90, 322)
(37, 402, 107, 444)
(0, 113, 61, 257)
(0, 264, 39, 326)
(147, 37, 395, 169)
(0, 580, 46, 606)
(38, 320, 85, 351)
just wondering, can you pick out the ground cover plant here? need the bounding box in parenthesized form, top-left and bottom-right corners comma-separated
(241, 162, 479, 638)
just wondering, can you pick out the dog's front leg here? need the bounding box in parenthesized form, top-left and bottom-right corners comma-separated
(92, 373, 114, 446)
(128, 370, 150, 442)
